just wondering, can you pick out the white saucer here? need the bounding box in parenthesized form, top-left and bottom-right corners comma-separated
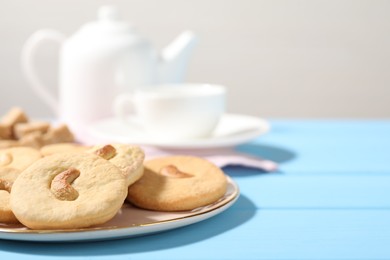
(88, 113, 270, 149)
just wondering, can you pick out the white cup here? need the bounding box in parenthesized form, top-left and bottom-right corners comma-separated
(113, 83, 226, 139)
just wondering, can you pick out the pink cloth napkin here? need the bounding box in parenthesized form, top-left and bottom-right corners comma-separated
(80, 132, 277, 172)
(141, 146, 278, 172)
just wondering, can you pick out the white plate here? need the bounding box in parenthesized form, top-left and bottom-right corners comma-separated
(0, 177, 239, 242)
(88, 113, 269, 149)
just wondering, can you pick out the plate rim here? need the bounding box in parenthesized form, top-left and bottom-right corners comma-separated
(0, 177, 239, 241)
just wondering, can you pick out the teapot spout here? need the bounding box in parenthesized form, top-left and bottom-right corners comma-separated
(159, 30, 198, 83)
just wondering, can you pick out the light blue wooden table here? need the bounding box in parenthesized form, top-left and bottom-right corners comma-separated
(1, 120, 389, 259)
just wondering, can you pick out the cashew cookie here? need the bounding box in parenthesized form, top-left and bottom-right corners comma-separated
(89, 144, 145, 186)
(127, 156, 228, 211)
(0, 147, 40, 223)
(10, 152, 128, 229)
(0, 168, 21, 223)
(0, 147, 41, 170)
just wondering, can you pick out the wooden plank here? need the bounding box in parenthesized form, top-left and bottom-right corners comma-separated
(223, 173, 390, 209)
(237, 120, 390, 173)
(1, 209, 389, 260)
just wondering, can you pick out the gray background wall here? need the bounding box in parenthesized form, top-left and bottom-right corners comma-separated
(1, 0, 389, 119)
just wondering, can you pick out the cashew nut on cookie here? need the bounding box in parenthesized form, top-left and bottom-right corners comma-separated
(89, 144, 145, 186)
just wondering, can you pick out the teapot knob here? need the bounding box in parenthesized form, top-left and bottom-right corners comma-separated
(98, 5, 120, 21)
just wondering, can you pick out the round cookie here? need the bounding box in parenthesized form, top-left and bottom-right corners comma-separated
(0, 168, 21, 223)
(0, 190, 17, 223)
(0, 147, 41, 224)
(10, 152, 128, 229)
(0, 147, 41, 170)
(89, 144, 144, 186)
(40, 143, 90, 156)
(127, 156, 227, 211)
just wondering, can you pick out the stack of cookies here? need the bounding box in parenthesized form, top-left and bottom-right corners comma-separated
(0, 108, 228, 230)
(0, 107, 74, 149)
(1, 143, 145, 229)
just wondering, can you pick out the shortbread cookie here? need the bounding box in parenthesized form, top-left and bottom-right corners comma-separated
(1, 107, 28, 126)
(0, 167, 20, 186)
(90, 144, 145, 186)
(0, 168, 21, 223)
(127, 156, 227, 211)
(13, 121, 50, 139)
(0, 190, 17, 223)
(40, 143, 90, 156)
(0, 140, 19, 149)
(18, 132, 44, 149)
(0, 125, 12, 140)
(0, 108, 77, 150)
(0, 147, 42, 170)
(10, 152, 128, 229)
(43, 124, 74, 144)
(0, 107, 28, 140)
(0, 147, 41, 223)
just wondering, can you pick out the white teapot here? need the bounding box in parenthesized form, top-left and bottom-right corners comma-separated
(21, 5, 197, 136)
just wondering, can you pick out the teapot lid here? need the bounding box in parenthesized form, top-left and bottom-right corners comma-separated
(75, 6, 135, 38)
